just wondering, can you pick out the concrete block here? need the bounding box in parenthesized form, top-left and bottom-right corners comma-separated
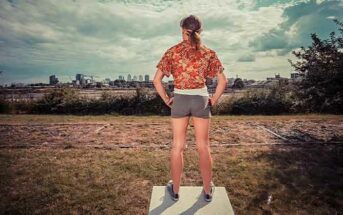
(148, 186, 235, 215)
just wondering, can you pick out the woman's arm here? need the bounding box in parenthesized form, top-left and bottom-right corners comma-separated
(153, 69, 173, 107)
(210, 72, 227, 106)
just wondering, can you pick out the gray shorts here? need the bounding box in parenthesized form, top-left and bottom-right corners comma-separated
(171, 93, 211, 118)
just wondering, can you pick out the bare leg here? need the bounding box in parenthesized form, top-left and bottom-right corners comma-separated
(192, 116, 213, 194)
(170, 116, 190, 193)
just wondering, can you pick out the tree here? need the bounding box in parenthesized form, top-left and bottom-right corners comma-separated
(289, 19, 343, 113)
(232, 78, 245, 89)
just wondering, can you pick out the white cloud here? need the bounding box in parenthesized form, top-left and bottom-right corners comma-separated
(0, 0, 341, 84)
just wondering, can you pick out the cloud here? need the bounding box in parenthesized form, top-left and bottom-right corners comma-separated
(249, 0, 343, 55)
(0, 0, 341, 84)
(237, 54, 255, 62)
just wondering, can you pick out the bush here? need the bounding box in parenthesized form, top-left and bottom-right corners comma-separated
(0, 84, 325, 115)
(0, 97, 11, 113)
(20, 87, 171, 115)
(213, 86, 298, 115)
(31, 88, 81, 114)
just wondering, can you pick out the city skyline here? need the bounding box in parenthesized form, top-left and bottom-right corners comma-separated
(0, 0, 342, 85)
(6, 72, 288, 86)
(2, 70, 296, 85)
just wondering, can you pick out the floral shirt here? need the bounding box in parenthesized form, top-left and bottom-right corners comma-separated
(156, 40, 225, 89)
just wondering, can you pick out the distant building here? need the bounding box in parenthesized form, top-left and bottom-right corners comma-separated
(133, 75, 137, 81)
(76, 74, 84, 81)
(118, 75, 124, 80)
(145, 74, 150, 82)
(266, 73, 287, 81)
(247, 73, 288, 89)
(84, 76, 94, 85)
(75, 73, 95, 86)
(127, 74, 132, 82)
(49, 75, 59, 85)
(139, 75, 143, 81)
(103, 78, 111, 84)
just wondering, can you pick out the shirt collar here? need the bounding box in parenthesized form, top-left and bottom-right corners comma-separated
(182, 39, 192, 46)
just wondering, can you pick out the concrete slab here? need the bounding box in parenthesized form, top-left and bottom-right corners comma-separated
(148, 186, 235, 215)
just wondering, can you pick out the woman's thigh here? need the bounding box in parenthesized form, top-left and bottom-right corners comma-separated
(170, 117, 190, 149)
(192, 117, 210, 148)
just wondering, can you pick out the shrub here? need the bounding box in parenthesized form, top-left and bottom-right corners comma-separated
(22, 87, 171, 115)
(214, 86, 297, 115)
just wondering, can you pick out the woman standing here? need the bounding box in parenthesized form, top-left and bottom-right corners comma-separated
(153, 15, 227, 202)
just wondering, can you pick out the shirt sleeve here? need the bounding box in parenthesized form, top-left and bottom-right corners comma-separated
(156, 48, 173, 77)
(206, 51, 225, 79)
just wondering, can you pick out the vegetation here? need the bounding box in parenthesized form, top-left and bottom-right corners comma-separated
(232, 78, 245, 89)
(212, 82, 295, 115)
(289, 19, 343, 113)
(0, 88, 171, 115)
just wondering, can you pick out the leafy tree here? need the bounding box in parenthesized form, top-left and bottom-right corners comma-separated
(289, 19, 343, 113)
(232, 78, 245, 89)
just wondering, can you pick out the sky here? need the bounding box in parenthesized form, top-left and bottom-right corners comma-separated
(0, 0, 342, 85)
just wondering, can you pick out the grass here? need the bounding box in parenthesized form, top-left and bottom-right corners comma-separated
(1, 146, 342, 214)
(0, 114, 342, 214)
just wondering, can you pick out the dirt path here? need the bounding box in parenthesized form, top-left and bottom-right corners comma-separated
(0, 115, 342, 149)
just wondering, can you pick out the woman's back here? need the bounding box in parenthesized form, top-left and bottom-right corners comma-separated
(156, 40, 225, 90)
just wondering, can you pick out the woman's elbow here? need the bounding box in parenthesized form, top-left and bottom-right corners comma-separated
(153, 78, 161, 88)
(153, 78, 160, 85)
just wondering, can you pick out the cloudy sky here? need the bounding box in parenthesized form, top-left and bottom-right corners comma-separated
(0, 0, 342, 85)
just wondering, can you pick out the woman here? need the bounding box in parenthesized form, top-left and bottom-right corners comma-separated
(153, 15, 227, 202)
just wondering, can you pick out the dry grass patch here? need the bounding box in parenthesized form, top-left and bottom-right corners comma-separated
(0, 114, 342, 214)
(1, 145, 342, 214)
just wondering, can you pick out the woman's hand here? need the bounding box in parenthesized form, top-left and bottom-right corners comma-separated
(208, 97, 218, 106)
(164, 96, 174, 108)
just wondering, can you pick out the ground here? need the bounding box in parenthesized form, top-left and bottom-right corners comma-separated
(0, 114, 342, 214)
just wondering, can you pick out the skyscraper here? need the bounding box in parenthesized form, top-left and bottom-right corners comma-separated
(145, 74, 150, 82)
(76, 74, 84, 81)
(49, 75, 59, 85)
(118, 75, 124, 80)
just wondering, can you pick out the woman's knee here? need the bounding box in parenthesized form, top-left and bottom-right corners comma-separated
(196, 142, 210, 154)
(171, 142, 186, 154)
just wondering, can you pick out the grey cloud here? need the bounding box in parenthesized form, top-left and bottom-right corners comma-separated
(254, 0, 301, 9)
(237, 54, 255, 62)
(249, 28, 289, 51)
(1, 0, 339, 84)
(249, 0, 343, 54)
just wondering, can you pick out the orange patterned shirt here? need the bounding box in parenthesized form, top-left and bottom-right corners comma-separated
(156, 40, 225, 89)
